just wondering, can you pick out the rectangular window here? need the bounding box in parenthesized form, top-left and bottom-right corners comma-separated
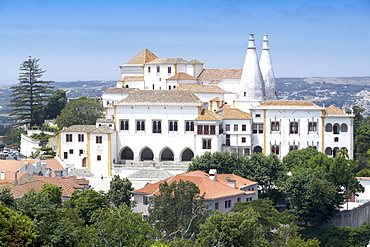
(226, 124, 230, 131)
(210, 125, 215, 135)
(258, 124, 263, 134)
(63, 152, 68, 159)
(271, 121, 280, 131)
(290, 122, 299, 134)
(197, 125, 203, 134)
(308, 122, 317, 132)
(120, 120, 129, 130)
(289, 145, 298, 151)
(241, 137, 246, 143)
(255, 114, 261, 118)
(215, 202, 219, 210)
(78, 134, 84, 142)
(237, 197, 241, 202)
(69, 149, 73, 154)
(148, 67, 151, 73)
(167, 66, 171, 74)
(204, 125, 209, 135)
(66, 134, 72, 142)
(242, 124, 246, 131)
(152, 120, 162, 133)
(234, 124, 238, 131)
(156, 66, 160, 73)
(224, 199, 231, 209)
(136, 120, 145, 131)
(185, 121, 194, 131)
(143, 196, 149, 205)
(271, 145, 280, 155)
(252, 124, 258, 134)
(169, 121, 178, 131)
(79, 149, 83, 155)
(202, 139, 212, 149)
(97, 155, 101, 161)
(96, 136, 102, 144)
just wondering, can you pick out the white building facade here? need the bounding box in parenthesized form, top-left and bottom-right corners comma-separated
(56, 34, 355, 177)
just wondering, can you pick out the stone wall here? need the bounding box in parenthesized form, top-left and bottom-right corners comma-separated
(319, 201, 370, 228)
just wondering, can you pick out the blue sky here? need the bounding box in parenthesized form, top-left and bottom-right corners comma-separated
(0, 0, 369, 84)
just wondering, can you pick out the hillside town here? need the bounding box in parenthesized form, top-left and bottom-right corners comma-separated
(1, 34, 370, 246)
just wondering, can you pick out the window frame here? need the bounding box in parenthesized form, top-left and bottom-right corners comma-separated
(96, 136, 102, 144)
(202, 139, 212, 149)
(290, 122, 299, 134)
(78, 134, 84, 142)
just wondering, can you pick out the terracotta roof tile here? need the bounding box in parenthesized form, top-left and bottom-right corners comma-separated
(187, 59, 203, 64)
(147, 58, 188, 64)
(210, 97, 222, 102)
(103, 87, 138, 94)
(0, 181, 45, 198)
(254, 100, 322, 109)
(217, 174, 257, 189)
(96, 118, 114, 123)
(91, 125, 115, 134)
(195, 109, 223, 121)
(59, 125, 97, 132)
(133, 170, 256, 200)
(217, 108, 252, 119)
(124, 48, 158, 65)
(198, 69, 242, 80)
(173, 84, 231, 94)
(119, 90, 202, 106)
(325, 105, 350, 116)
(167, 73, 198, 80)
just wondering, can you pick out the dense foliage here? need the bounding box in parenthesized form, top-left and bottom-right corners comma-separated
(55, 96, 105, 128)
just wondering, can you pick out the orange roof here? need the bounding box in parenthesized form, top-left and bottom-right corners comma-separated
(167, 73, 198, 80)
(217, 108, 251, 120)
(260, 100, 319, 106)
(0, 176, 89, 198)
(133, 170, 256, 200)
(195, 109, 223, 121)
(124, 48, 158, 65)
(325, 105, 350, 116)
(198, 69, 242, 80)
(217, 174, 257, 189)
(173, 84, 231, 94)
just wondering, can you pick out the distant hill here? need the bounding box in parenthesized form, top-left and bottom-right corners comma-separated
(304, 77, 370, 85)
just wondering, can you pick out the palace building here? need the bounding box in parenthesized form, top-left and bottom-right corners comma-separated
(57, 34, 354, 177)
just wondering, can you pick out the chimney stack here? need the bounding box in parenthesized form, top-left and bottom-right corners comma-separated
(239, 33, 266, 102)
(209, 169, 218, 181)
(260, 34, 278, 100)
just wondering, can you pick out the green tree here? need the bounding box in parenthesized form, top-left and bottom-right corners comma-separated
(5, 127, 24, 145)
(187, 151, 242, 174)
(356, 168, 370, 177)
(84, 204, 159, 247)
(66, 189, 108, 224)
(0, 202, 37, 246)
(39, 183, 62, 207)
(0, 187, 15, 207)
(284, 169, 340, 225)
(16, 189, 82, 246)
(44, 89, 67, 119)
(282, 148, 319, 171)
(351, 105, 365, 138)
(196, 208, 268, 247)
(8, 57, 54, 127)
(56, 96, 105, 128)
(232, 199, 294, 242)
(148, 180, 211, 241)
(106, 175, 134, 207)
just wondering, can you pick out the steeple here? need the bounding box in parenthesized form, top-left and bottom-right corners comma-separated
(260, 34, 278, 100)
(239, 33, 265, 102)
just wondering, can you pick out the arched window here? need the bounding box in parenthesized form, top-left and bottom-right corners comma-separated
(341, 123, 348, 132)
(325, 147, 332, 156)
(333, 124, 340, 134)
(253, 146, 262, 153)
(121, 147, 134, 160)
(161, 148, 174, 161)
(181, 148, 194, 161)
(141, 148, 154, 161)
(325, 123, 332, 132)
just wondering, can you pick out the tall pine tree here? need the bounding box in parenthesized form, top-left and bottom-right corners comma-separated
(8, 57, 54, 127)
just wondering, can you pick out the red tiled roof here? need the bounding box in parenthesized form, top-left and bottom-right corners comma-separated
(124, 48, 158, 65)
(217, 108, 252, 120)
(133, 170, 256, 200)
(167, 73, 198, 81)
